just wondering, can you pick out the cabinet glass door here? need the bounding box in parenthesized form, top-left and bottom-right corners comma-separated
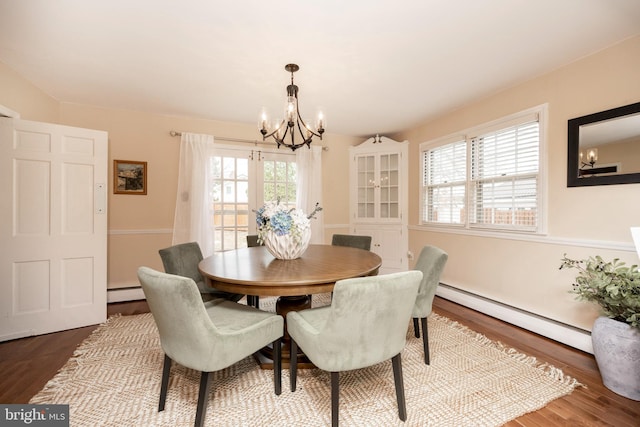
(379, 153, 400, 219)
(356, 155, 376, 218)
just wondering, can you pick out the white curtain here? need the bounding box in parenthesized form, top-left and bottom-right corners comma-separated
(296, 145, 324, 244)
(171, 132, 217, 257)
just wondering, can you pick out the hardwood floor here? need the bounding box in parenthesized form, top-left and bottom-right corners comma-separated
(1, 297, 638, 426)
(0, 301, 150, 405)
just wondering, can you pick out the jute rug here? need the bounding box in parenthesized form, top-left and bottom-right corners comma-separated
(30, 295, 582, 426)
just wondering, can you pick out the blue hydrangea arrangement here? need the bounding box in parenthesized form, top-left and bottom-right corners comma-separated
(255, 200, 322, 243)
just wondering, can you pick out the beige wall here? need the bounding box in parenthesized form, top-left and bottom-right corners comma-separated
(0, 62, 59, 122)
(396, 35, 640, 330)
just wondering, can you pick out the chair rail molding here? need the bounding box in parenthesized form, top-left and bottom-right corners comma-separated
(109, 228, 173, 235)
(410, 225, 636, 253)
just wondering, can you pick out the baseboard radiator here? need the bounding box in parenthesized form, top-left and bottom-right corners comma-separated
(436, 283, 593, 354)
(107, 286, 145, 303)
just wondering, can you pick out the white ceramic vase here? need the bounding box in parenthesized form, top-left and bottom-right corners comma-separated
(261, 227, 311, 260)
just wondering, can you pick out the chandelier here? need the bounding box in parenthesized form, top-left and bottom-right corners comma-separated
(259, 64, 325, 151)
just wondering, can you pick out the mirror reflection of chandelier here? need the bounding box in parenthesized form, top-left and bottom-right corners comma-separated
(580, 148, 598, 168)
(578, 147, 618, 177)
(259, 64, 325, 151)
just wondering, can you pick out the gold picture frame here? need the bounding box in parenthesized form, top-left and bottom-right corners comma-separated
(114, 160, 147, 195)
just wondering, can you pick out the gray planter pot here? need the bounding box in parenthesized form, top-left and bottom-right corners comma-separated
(591, 316, 640, 401)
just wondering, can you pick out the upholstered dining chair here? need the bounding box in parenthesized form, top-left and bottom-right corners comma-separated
(246, 234, 261, 248)
(287, 270, 422, 427)
(324, 234, 373, 305)
(412, 245, 448, 365)
(245, 235, 262, 308)
(137, 267, 284, 427)
(331, 233, 372, 251)
(158, 242, 244, 303)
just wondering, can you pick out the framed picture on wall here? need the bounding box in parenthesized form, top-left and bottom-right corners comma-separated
(114, 160, 147, 195)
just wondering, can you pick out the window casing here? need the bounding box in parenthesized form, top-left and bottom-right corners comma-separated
(421, 106, 545, 233)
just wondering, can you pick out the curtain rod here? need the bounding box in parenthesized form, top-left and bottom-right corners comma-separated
(169, 130, 328, 151)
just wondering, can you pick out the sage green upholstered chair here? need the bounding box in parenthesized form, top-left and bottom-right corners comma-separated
(287, 270, 422, 427)
(245, 235, 262, 308)
(137, 266, 284, 427)
(331, 233, 372, 251)
(158, 242, 244, 303)
(246, 234, 261, 248)
(412, 245, 448, 365)
(325, 234, 373, 305)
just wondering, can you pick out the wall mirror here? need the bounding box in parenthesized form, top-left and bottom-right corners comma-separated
(567, 101, 640, 187)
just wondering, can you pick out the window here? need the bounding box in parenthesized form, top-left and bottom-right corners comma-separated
(421, 106, 545, 233)
(210, 147, 296, 251)
(261, 153, 297, 210)
(423, 139, 466, 224)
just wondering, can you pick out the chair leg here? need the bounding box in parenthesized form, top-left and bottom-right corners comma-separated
(194, 371, 212, 427)
(159, 354, 172, 411)
(290, 339, 298, 392)
(391, 354, 407, 421)
(413, 318, 420, 338)
(273, 338, 282, 395)
(421, 317, 430, 365)
(331, 372, 340, 427)
(254, 296, 260, 308)
(246, 295, 253, 306)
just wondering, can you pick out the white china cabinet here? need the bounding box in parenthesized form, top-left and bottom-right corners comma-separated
(349, 135, 408, 274)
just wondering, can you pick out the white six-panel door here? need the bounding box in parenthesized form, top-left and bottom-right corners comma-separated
(0, 118, 108, 341)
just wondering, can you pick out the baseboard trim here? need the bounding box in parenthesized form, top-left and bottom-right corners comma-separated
(107, 287, 145, 303)
(436, 284, 593, 354)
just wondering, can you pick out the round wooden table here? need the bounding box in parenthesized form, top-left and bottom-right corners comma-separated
(198, 244, 382, 368)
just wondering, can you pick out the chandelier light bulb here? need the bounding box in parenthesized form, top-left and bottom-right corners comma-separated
(286, 96, 297, 124)
(274, 119, 285, 140)
(304, 121, 313, 138)
(316, 109, 326, 133)
(259, 108, 270, 133)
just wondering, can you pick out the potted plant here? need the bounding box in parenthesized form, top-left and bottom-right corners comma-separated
(560, 254, 640, 400)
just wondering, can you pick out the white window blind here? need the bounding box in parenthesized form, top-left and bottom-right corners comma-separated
(470, 121, 539, 230)
(423, 140, 466, 224)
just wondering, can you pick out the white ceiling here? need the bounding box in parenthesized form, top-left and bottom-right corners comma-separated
(1, 0, 639, 138)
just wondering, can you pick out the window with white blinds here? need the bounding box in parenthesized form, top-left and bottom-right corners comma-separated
(470, 121, 539, 230)
(423, 140, 466, 224)
(420, 106, 544, 233)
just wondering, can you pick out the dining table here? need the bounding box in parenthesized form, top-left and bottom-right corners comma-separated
(198, 244, 382, 368)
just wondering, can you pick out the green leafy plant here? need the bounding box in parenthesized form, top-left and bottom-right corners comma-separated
(560, 254, 640, 329)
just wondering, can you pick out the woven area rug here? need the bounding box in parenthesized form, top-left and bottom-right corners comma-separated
(31, 295, 581, 426)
